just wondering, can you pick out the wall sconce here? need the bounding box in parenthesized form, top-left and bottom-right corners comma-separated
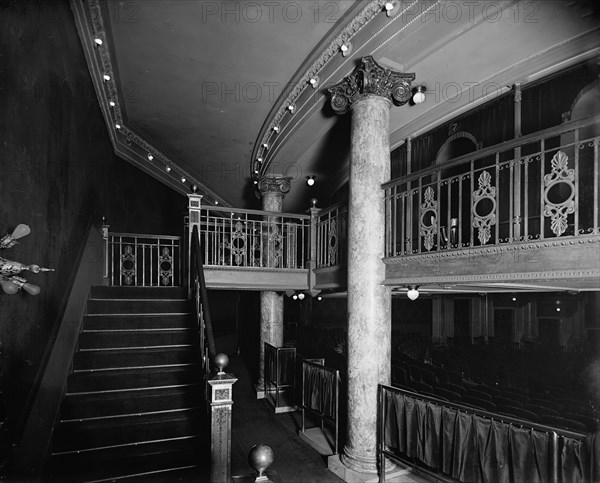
(1, 224, 53, 295)
(407, 285, 419, 301)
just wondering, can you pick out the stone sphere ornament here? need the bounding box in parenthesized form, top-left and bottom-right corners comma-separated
(248, 444, 274, 479)
(214, 353, 229, 374)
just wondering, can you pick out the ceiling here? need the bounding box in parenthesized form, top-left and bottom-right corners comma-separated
(72, 0, 600, 212)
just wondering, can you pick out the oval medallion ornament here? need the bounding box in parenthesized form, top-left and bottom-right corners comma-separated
(543, 151, 575, 237)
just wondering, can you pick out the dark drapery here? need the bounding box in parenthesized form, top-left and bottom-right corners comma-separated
(383, 390, 593, 482)
(264, 344, 295, 386)
(302, 362, 337, 420)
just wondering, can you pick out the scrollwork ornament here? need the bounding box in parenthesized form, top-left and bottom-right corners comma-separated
(472, 170, 497, 245)
(419, 187, 438, 252)
(328, 56, 415, 114)
(257, 176, 292, 197)
(543, 151, 575, 237)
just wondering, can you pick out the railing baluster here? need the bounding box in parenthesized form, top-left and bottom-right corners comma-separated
(523, 152, 529, 241)
(540, 138, 546, 240)
(574, 128, 579, 236)
(594, 136, 599, 234)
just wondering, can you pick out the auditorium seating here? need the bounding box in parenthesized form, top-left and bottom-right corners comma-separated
(391, 342, 600, 434)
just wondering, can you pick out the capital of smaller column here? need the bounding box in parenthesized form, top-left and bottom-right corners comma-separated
(328, 55, 415, 115)
(257, 176, 292, 199)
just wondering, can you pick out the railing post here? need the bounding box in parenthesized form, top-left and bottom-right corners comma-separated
(187, 187, 202, 297)
(513, 82, 523, 240)
(207, 354, 237, 483)
(101, 217, 110, 286)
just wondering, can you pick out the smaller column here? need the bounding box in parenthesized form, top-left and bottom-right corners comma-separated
(208, 354, 238, 483)
(187, 187, 203, 297)
(256, 176, 291, 396)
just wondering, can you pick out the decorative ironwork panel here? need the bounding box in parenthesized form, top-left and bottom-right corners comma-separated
(227, 221, 247, 266)
(328, 219, 338, 265)
(158, 246, 173, 286)
(419, 187, 438, 252)
(121, 245, 136, 285)
(544, 151, 576, 237)
(472, 170, 497, 245)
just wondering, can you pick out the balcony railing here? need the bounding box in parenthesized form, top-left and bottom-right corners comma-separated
(198, 206, 309, 269)
(106, 232, 182, 286)
(316, 202, 347, 268)
(384, 117, 600, 258)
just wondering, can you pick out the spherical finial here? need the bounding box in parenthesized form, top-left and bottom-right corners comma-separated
(248, 444, 274, 478)
(191, 184, 198, 194)
(214, 353, 229, 373)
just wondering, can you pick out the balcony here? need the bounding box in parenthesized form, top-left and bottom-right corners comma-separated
(383, 116, 600, 292)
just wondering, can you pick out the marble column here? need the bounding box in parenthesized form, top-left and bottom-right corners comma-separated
(328, 56, 415, 476)
(256, 176, 291, 395)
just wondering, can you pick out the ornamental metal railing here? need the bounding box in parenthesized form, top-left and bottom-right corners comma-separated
(106, 232, 182, 286)
(384, 116, 600, 257)
(198, 206, 309, 269)
(315, 202, 347, 268)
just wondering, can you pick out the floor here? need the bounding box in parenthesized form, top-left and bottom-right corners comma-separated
(229, 356, 344, 483)
(228, 356, 431, 483)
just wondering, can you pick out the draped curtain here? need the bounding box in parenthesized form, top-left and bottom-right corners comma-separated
(383, 390, 596, 483)
(302, 363, 337, 420)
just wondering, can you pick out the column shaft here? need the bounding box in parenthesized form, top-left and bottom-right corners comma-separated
(342, 96, 392, 474)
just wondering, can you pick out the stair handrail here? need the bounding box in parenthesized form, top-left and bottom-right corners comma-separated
(191, 224, 216, 373)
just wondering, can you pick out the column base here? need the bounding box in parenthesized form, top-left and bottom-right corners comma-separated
(255, 383, 265, 400)
(328, 455, 412, 483)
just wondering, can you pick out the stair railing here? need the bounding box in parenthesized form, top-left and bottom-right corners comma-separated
(191, 224, 216, 375)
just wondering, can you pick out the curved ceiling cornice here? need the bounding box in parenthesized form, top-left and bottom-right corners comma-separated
(250, 0, 437, 179)
(70, 0, 229, 206)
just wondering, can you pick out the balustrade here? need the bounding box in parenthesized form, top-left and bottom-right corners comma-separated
(315, 202, 347, 268)
(198, 206, 309, 269)
(384, 117, 600, 258)
(105, 232, 182, 286)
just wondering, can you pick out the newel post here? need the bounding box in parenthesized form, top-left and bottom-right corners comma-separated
(207, 354, 238, 483)
(101, 217, 110, 286)
(187, 187, 202, 296)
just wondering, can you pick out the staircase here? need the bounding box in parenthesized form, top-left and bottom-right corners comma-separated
(46, 286, 210, 482)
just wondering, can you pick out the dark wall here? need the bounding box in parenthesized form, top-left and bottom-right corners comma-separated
(0, 0, 186, 441)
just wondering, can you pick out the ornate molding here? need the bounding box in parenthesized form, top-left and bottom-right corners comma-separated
(71, 0, 228, 206)
(383, 235, 600, 264)
(383, 269, 600, 286)
(257, 176, 292, 196)
(328, 56, 415, 114)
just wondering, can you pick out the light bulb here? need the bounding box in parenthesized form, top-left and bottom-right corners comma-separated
(317, 296, 322, 301)
(306, 176, 315, 187)
(1, 280, 19, 295)
(147, 153, 154, 161)
(22, 283, 40, 296)
(103, 74, 111, 81)
(94, 38, 103, 45)
(166, 166, 171, 172)
(292, 294, 298, 300)
(298, 293, 305, 300)
(27, 264, 41, 273)
(181, 177, 186, 183)
(115, 124, 121, 129)
(272, 126, 279, 133)
(109, 101, 116, 107)
(413, 86, 426, 104)
(407, 286, 419, 301)
(11, 224, 31, 240)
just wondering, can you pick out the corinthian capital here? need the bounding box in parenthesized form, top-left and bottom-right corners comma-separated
(328, 56, 415, 114)
(257, 176, 292, 197)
